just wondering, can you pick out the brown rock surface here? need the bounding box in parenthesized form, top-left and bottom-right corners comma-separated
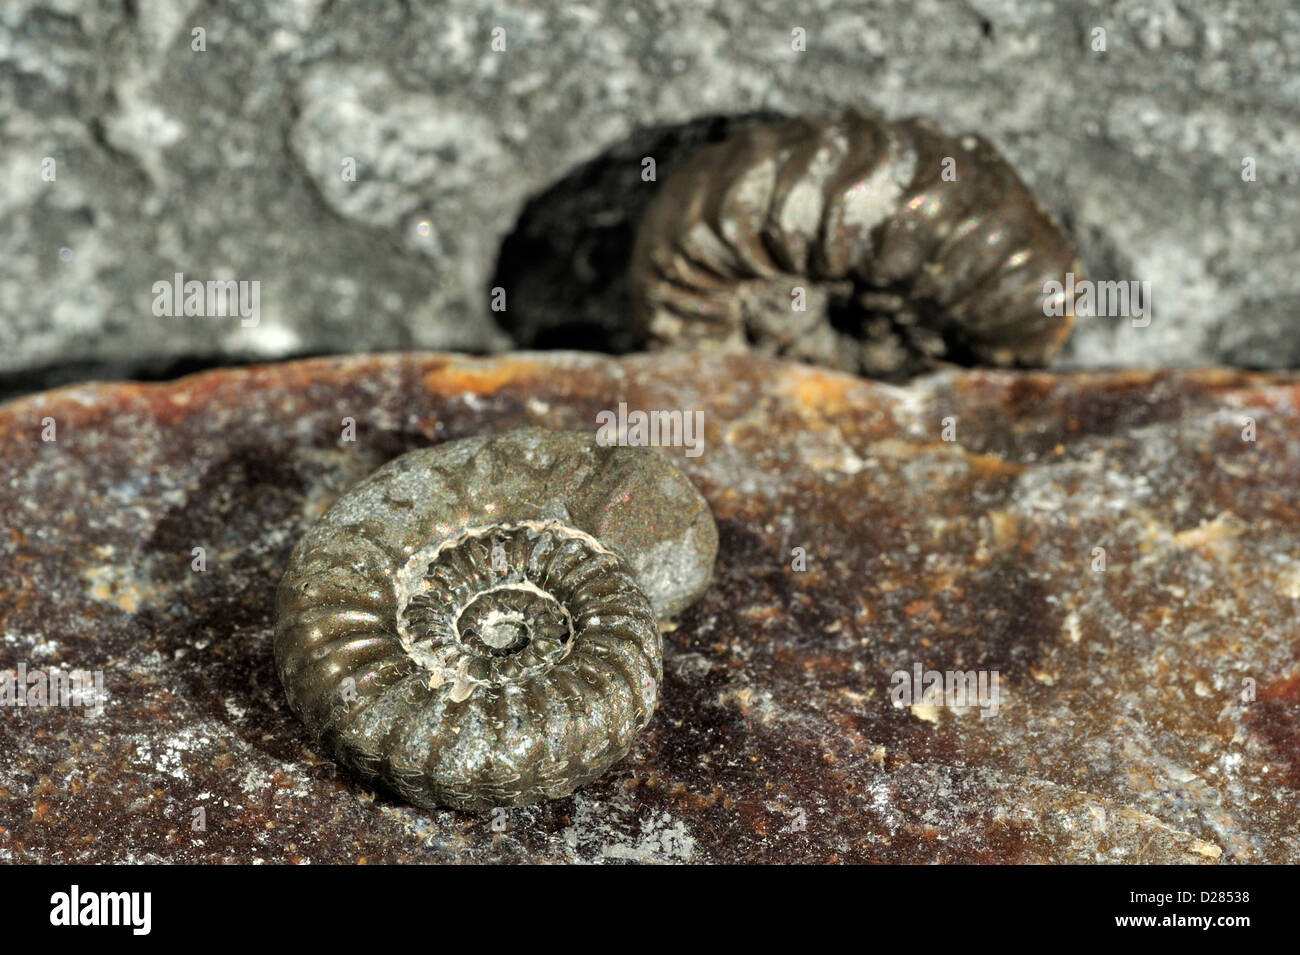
(1, 351, 1297, 863)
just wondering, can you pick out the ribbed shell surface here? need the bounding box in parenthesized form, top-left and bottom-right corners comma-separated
(631, 110, 1081, 372)
(274, 427, 717, 810)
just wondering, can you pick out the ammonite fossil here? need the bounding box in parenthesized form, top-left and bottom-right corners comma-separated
(274, 427, 717, 810)
(630, 109, 1081, 377)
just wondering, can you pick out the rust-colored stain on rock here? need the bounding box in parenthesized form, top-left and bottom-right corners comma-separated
(0, 351, 1297, 863)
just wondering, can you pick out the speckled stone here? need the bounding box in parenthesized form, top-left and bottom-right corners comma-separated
(1, 352, 1298, 863)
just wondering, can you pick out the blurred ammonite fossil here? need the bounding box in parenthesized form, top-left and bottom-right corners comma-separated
(274, 427, 717, 810)
(629, 109, 1081, 377)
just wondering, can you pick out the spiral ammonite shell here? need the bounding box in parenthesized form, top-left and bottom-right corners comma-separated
(630, 109, 1082, 377)
(274, 427, 717, 810)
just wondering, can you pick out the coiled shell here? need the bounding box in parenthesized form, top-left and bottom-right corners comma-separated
(274, 427, 717, 810)
(631, 109, 1081, 377)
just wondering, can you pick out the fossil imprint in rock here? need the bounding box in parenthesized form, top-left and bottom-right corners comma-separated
(274, 427, 717, 810)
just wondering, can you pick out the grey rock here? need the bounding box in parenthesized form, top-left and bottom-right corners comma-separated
(1, 0, 1297, 387)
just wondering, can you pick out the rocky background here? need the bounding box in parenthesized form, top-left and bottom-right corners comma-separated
(2, 0, 1298, 398)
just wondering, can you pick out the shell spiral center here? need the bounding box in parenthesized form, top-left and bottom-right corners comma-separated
(395, 521, 619, 698)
